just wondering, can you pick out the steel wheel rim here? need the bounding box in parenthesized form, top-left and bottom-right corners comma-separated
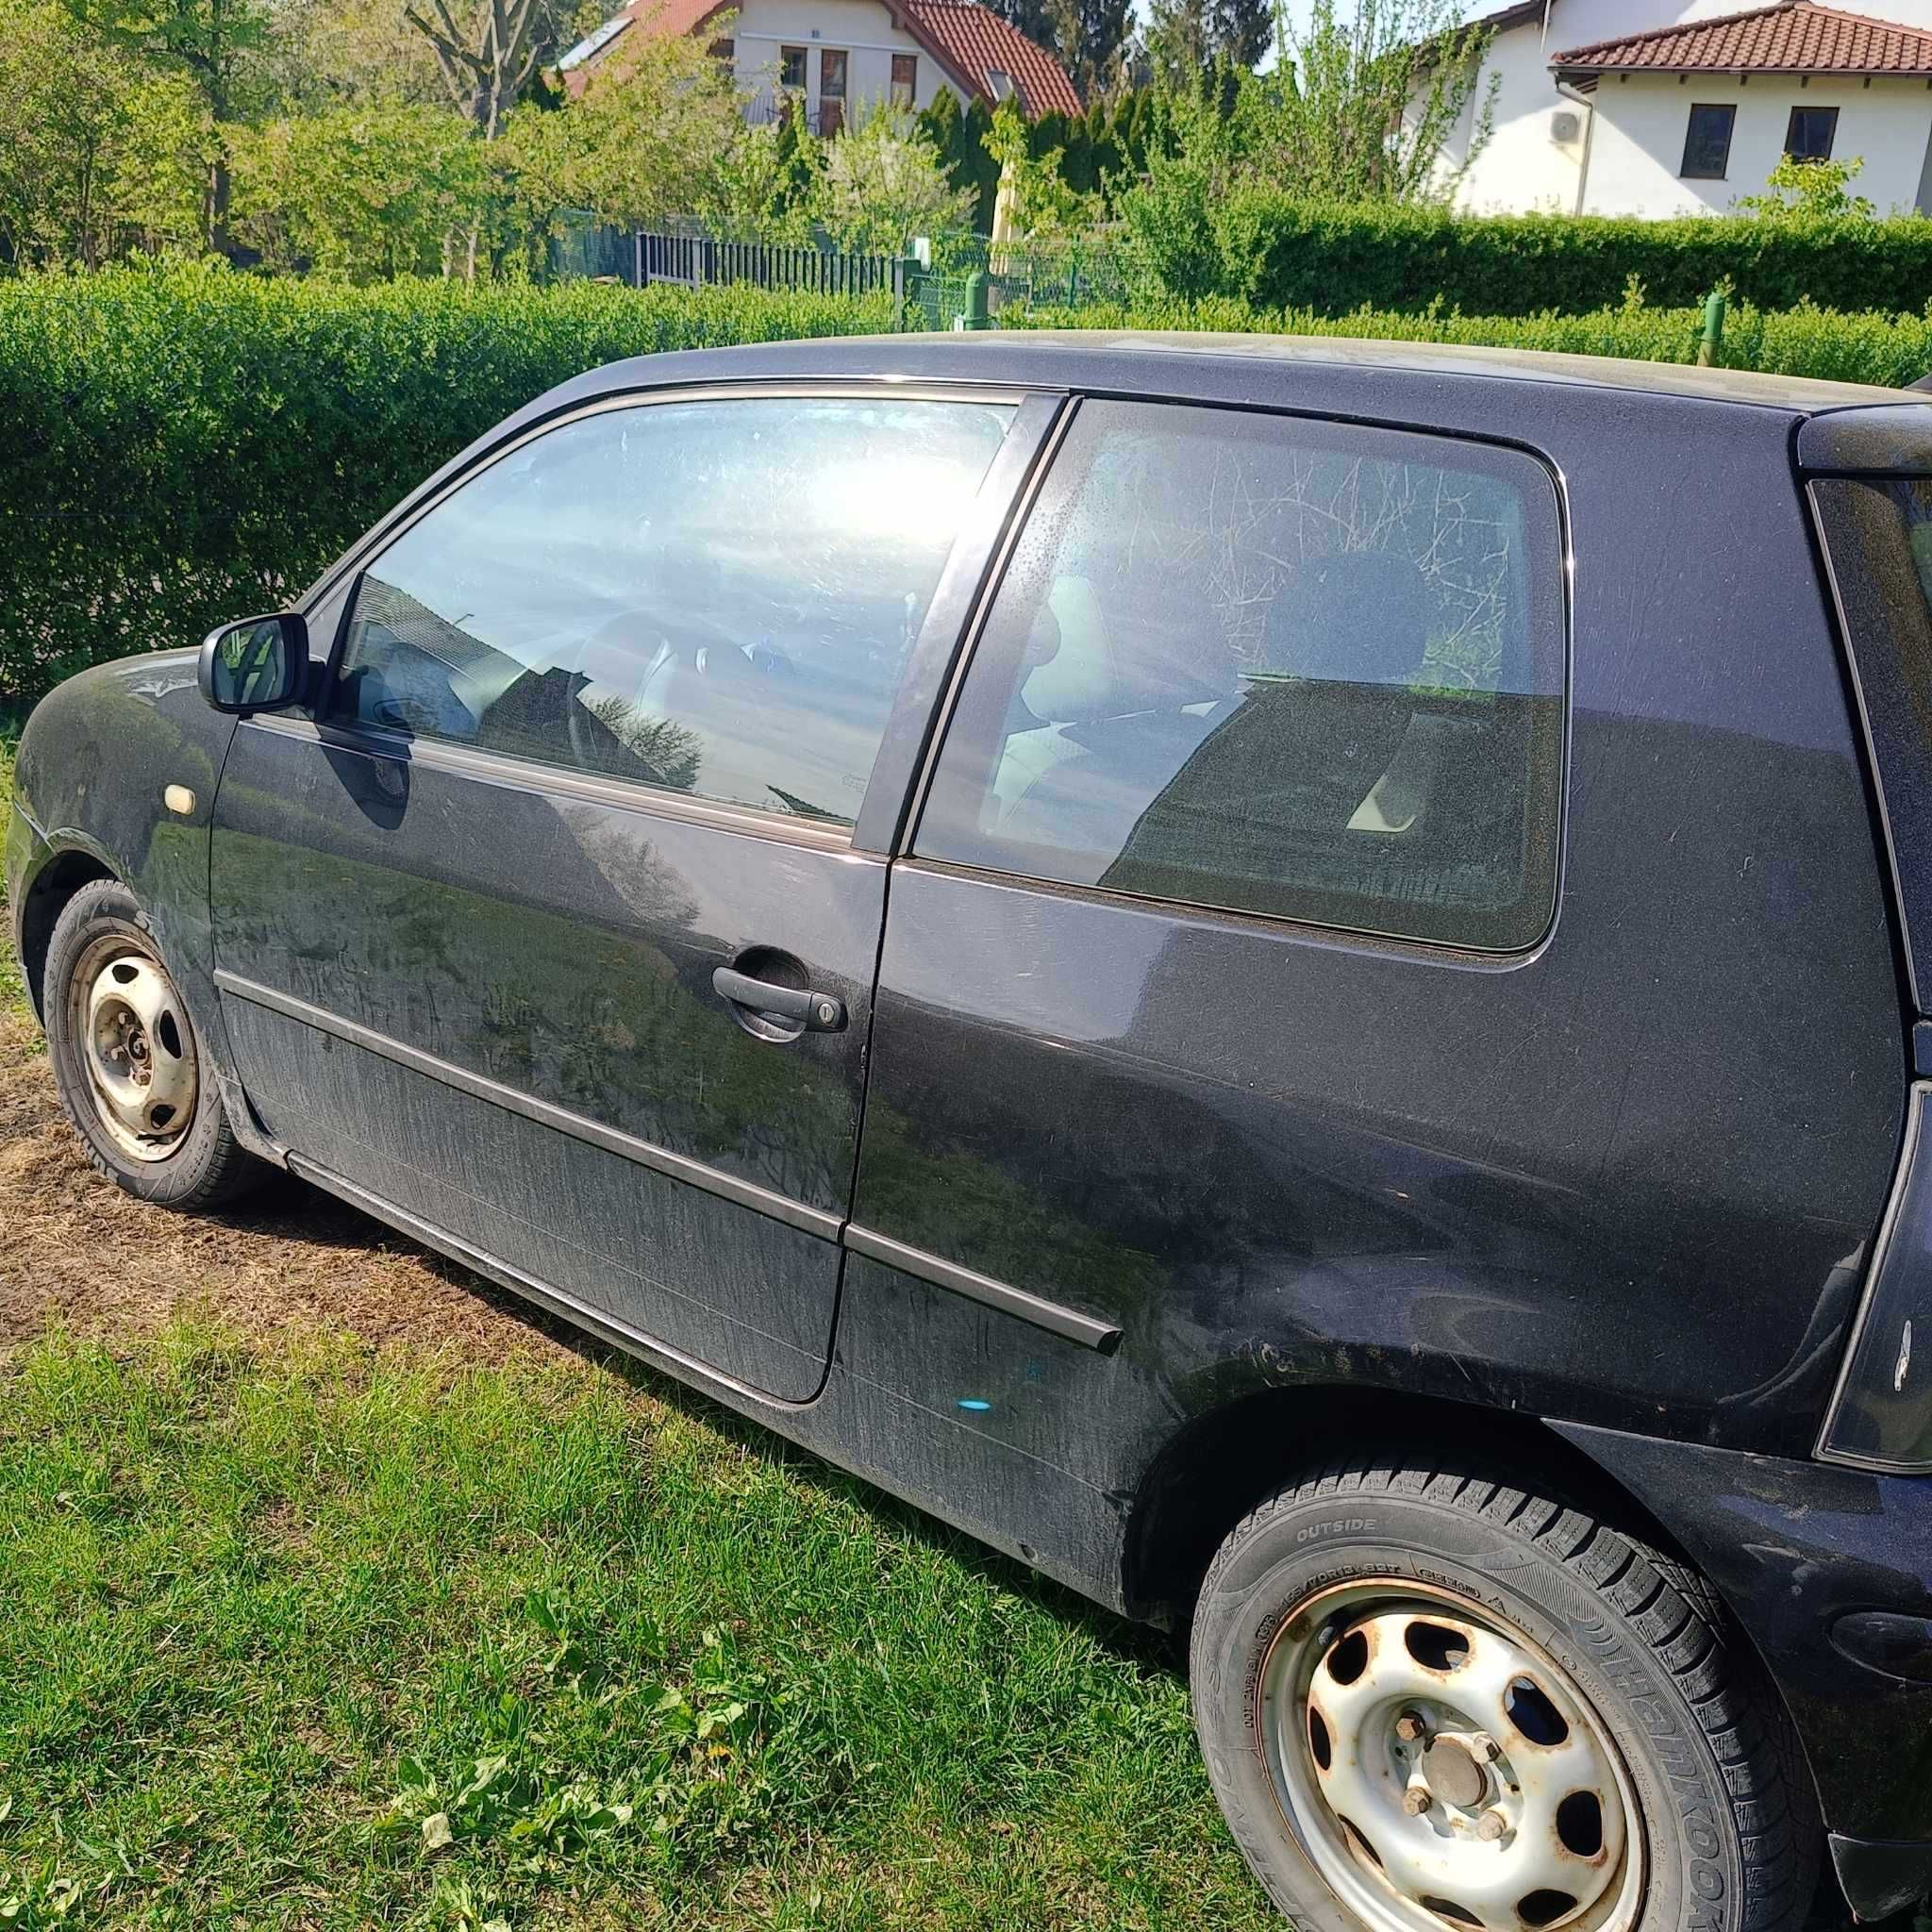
(70, 934, 198, 1162)
(1258, 1577, 1645, 1932)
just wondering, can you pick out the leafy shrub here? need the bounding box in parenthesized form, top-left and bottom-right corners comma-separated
(231, 104, 495, 281)
(0, 265, 891, 703)
(1009, 291, 1932, 388)
(1158, 194, 1932, 316)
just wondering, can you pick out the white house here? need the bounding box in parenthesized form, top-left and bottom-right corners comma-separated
(560, 0, 1081, 129)
(1436, 0, 1932, 214)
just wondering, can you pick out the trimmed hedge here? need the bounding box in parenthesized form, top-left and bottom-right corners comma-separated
(1197, 195, 1932, 317)
(1010, 293, 1932, 389)
(4, 266, 1928, 707)
(0, 266, 891, 704)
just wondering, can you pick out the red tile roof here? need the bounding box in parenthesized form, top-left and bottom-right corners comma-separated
(560, 0, 728, 95)
(1552, 0, 1932, 75)
(892, 0, 1082, 114)
(567, 0, 1079, 115)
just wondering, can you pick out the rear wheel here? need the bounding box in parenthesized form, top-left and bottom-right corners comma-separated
(44, 878, 264, 1208)
(1189, 1458, 1817, 1932)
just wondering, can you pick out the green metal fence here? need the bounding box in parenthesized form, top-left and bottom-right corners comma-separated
(547, 214, 1141, 330)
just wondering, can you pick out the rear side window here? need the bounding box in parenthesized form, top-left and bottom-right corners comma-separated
(915, 401, 1567, 950)
(332, 396, 1014, 827)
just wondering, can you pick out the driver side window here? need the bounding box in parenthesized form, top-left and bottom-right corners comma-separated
(332, 394, 1014, 826)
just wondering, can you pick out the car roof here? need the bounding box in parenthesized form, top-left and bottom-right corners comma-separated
(555, 326, 1930, 415)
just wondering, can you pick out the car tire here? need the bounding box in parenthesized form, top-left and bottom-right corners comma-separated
(43, 878, 264, 1210)
(1190, 1456, 1818, 1932)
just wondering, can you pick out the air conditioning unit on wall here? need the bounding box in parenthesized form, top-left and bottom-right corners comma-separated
(1551, 108, 1581, 142)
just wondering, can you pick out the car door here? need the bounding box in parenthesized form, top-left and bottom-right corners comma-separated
(209, 385, 1026, 1400)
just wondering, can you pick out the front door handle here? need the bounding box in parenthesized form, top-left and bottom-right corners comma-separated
(712, 966, 845, 1033)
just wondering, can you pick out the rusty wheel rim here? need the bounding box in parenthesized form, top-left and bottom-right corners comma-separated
(1258, 1578, 1644, 1932)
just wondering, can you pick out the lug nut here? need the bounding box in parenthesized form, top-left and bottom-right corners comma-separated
(1476, 1809, 1507, 1842)
(1402, 1786, 1432, 1816)
(1394, 1713, 1427, 1743)
(1471, 1731, 1502, 1762)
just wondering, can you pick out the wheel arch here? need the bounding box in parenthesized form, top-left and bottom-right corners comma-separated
(18, 844, 119, 1021)
(1125, 1382, 1736, 1630)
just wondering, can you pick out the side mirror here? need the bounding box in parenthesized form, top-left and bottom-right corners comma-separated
(198, 612, 308, 714)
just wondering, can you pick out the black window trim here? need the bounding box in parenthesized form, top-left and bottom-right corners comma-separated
(1679, 101, 1736, 179)
(900, 391, 1576, 960)
(307, 379, 1052, 857)
(1807, 471, 1932, 1013)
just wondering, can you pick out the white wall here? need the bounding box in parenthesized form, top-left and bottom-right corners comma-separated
(1580, 74, 1932, 213)
(1442, 0, 1932, 215)
(731, 0, 961, 125)
(1448, 18, 1589, 212)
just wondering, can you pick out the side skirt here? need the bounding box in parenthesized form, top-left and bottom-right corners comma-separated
(286, 1152, 817, 1415)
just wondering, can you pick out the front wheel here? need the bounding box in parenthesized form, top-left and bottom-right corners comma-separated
(1189, 1457, 1817, 1932)
(43, 878, 264, 1209)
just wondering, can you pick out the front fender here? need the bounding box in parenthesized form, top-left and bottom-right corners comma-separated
(10, 648, 234, 1032)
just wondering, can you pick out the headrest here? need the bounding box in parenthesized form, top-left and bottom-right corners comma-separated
(1020, 575, 1230, 724)
(1261, 552, 1437, 687)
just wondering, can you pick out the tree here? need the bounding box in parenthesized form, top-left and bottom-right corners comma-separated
(1043, 0, 1131, 97)
(230, 101, 492, 276)
(1139, 0, 1493, 208)
(0, 0, 208, 263)
(1116, 0, 1495, 296)
(981, 93, 1099, 245)
(918, 87, 999, 229)
(811, 103, 975, 253)
(707, 116, 819, 242)
(499, 25, 743, 232)
(1206, 0, 1269, 69)
(59, 0, 274, 247)
(264, 0, 447, 109)
(1269, 0, 1495, 201)
(1139, 0, 1202, 92)
(401, 0, 582, 135)
(1736, 154, 1877, 221)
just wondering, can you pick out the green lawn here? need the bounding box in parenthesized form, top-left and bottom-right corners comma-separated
(0, 1328, 1279, 1931)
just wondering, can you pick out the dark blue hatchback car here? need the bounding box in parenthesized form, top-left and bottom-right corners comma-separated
(12, 331, 1932, 1932)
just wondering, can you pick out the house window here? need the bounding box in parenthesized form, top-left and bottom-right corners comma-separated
(1786, 105, 1839, 161)
(779, 43, 806, 89)
(819, 47, 847, 133)
(1679, 103, 1736, 179)
(891, 52, 917, 107)
(986, 69, 1013, 101)
(707, 35, 733, 62)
